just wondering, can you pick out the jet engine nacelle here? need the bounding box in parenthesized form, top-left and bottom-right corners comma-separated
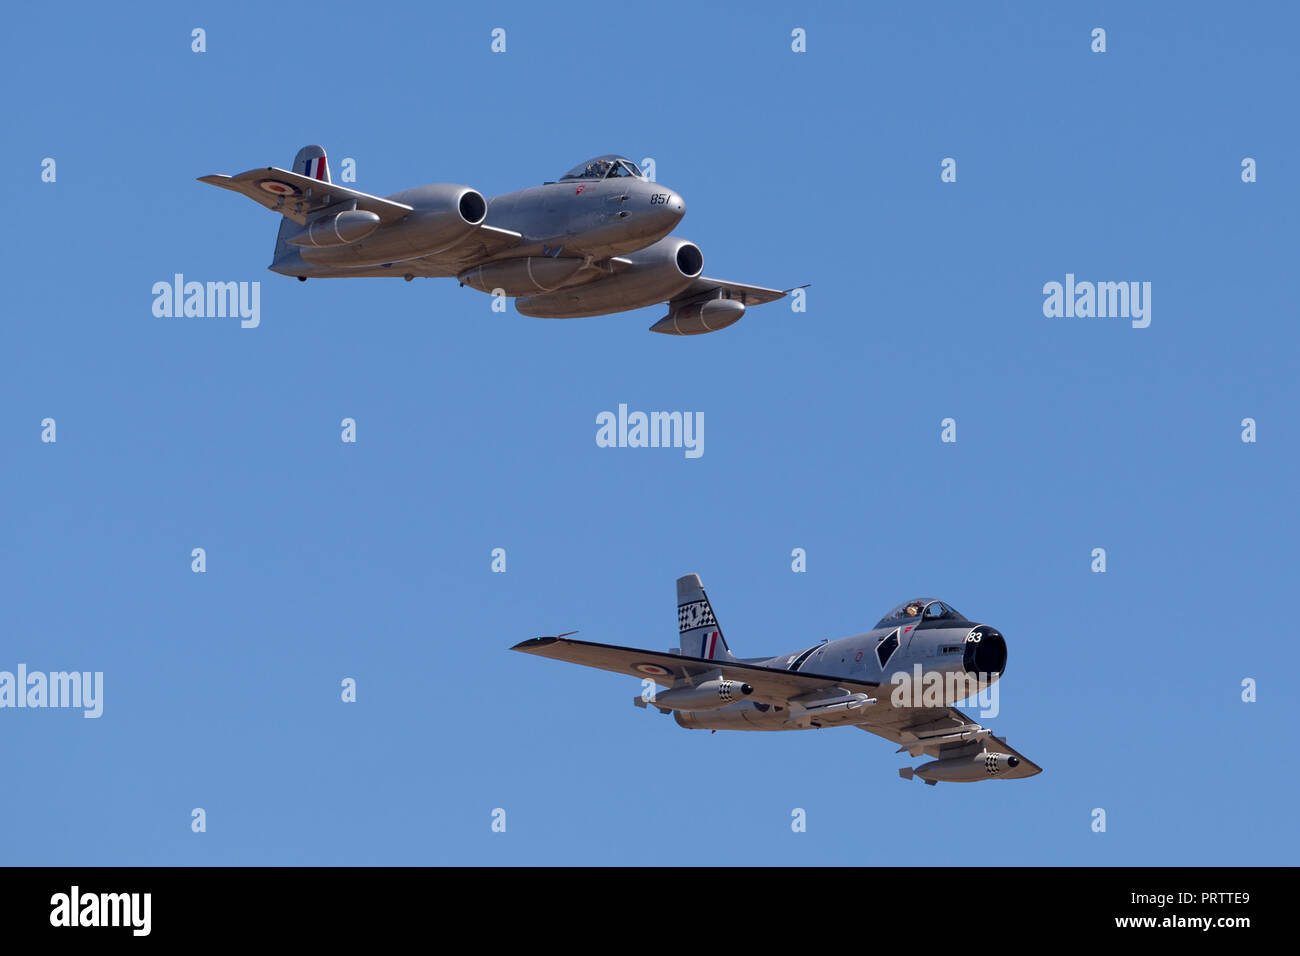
(649, 298, 745, 336)
(457, 257, 604, 296)
(515, 236, 703, 318)
(652, 678, 752, 712)
(299, 184, 487, 266)
(286, 209, 383, 247)
(909, 750, 1023, 783)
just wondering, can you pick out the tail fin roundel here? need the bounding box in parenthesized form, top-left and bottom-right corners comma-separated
(677, 574, 735, 662)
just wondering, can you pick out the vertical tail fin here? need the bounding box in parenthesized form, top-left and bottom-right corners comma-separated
(272, 145, 331, 271)
(293, 144, 331, 183)
(677, 574, 735, 661)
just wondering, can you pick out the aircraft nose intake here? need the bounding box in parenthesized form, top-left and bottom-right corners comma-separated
(963, 626, 1007, 677)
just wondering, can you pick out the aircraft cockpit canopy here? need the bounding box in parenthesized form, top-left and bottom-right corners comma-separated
(875, 599, 966, 629)
(559, 155, 644, 181)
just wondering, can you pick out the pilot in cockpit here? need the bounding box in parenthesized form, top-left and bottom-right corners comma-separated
(559, 156, 643, 182)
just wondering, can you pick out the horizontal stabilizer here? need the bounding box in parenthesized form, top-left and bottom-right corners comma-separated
(198, 167, 414, 226)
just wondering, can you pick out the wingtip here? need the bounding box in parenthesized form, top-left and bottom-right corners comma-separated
(511, 630, 579, 652)
(511, 637, 556, 651)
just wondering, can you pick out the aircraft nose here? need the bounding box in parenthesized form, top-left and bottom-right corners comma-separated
(962, 626, 1007, 677)
(632, 186, 684, 238)
(650, 188, 685, 226)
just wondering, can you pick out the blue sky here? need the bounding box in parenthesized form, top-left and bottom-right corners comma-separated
(2, 1, 1295, 864)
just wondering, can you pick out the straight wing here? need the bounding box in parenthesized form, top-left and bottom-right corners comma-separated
(670, 277, 801, 308)
(308, 224, 527, 278)
(439, 223, 524, 263)
(198, 166, 414, 226)
(512, 635, 879, 702)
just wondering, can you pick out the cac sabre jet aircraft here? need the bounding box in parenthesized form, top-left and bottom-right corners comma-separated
(513, 575, 1043, 784)
(199, 146, 802, 335)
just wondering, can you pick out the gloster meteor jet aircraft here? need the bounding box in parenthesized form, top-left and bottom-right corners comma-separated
(200, 146, 801, 335)
(513, 575, 1042, 784)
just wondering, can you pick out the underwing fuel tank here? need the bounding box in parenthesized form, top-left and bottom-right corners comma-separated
(458, 258, 600, 296)
(649, 298, 746, 336)
(286, 209, 382, 247)
(903, 750, 1024, 784)
(651, 678, 753, 712)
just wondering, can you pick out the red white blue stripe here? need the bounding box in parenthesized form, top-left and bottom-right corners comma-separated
(302, 156, 327, 180)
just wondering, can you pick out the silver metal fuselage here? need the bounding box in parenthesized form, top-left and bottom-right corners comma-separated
(675, 618, 1007, 731)
(278, 176, 685, 279)
(485, 178, 685, 258)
